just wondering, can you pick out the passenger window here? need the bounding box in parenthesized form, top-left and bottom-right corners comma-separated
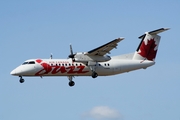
(108, 63, 110, 66)
(28, 61, 35, 64)
(104, 63, 106, 66)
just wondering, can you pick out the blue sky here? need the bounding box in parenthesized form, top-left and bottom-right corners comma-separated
(0, 1, 179, 120)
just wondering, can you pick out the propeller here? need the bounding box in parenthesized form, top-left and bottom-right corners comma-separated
(68, 44, 75, 60)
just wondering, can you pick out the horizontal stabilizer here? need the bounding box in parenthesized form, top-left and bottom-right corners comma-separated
(139, 28, 170, 39)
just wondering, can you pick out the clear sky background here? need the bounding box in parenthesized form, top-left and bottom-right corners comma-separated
(0, 1, 179, 120)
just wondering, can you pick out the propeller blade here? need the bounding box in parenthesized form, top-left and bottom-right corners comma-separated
(70, 44, 73, 55)
(68, 44, 75, 58)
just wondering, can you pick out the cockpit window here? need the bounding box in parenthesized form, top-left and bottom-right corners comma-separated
(22, 61, 35, 65)
(28, 61, 35, 64)
(22, 62, 28, 65)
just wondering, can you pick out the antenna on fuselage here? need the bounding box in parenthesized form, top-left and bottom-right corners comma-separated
(50, 53, 53, 59)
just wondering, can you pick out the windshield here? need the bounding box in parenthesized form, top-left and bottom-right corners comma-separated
(22, 62, 28, 65)
(22, 61, 35, 65)
(29, 61, 35, 64)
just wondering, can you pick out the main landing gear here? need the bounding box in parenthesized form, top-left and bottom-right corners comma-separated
(19, 76, 25, 83)
(89, 63, 98, 78)
(68, 76, 75, 87)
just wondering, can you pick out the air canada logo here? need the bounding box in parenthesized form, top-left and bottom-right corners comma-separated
(138, 38, 157, 61)
(35, 59, 89, 76)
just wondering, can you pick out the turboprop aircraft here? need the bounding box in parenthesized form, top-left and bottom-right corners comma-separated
(10, 28, 169, 87)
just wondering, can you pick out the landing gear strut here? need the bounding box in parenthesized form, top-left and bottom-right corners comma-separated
(68, 76, 75, 87)
(19, 76, 25, 83)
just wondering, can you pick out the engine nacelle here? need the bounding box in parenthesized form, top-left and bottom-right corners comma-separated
(74, 52, 111, 62)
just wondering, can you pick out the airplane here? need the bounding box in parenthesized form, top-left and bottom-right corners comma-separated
(10, 28, 169, 87)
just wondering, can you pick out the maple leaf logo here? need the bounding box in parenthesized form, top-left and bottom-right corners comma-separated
(138, 38, 157, 61)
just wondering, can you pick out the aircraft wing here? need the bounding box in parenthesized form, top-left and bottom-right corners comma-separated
(87, 38, 124, 56)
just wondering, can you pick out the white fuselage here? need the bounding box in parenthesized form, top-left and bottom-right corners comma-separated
(10, 58, 155, 77)
(10, 28, 169, 87)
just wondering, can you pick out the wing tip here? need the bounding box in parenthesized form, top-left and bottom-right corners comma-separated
(115, 37, 125, 42)
(117, 37, 125, 40)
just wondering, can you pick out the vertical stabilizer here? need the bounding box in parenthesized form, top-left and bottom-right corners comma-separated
(133, 28, 169, 61)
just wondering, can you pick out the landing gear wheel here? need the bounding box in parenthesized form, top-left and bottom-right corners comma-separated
(19, 79, 25, 83)
(69, 81, 75, 87)
(92, 72, 98, 78)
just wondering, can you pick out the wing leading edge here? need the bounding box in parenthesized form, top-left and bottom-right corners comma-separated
(87, 38, 124, 56)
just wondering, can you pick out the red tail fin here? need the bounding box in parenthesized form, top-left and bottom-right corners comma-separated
(133, 28, 169, 61)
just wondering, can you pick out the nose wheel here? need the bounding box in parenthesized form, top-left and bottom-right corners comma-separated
(19, 76, 25, 83)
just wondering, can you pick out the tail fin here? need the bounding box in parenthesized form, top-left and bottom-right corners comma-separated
(133, 28, 169, 61)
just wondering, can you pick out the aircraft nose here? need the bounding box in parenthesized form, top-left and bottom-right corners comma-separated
(10, 69, 16, 75)
(10, 66, 22, 76)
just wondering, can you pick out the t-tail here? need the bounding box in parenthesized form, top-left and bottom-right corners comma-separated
(133, 28, 169, 61)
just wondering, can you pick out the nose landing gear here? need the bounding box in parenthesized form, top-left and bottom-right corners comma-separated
(19, 76, 25, 83)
